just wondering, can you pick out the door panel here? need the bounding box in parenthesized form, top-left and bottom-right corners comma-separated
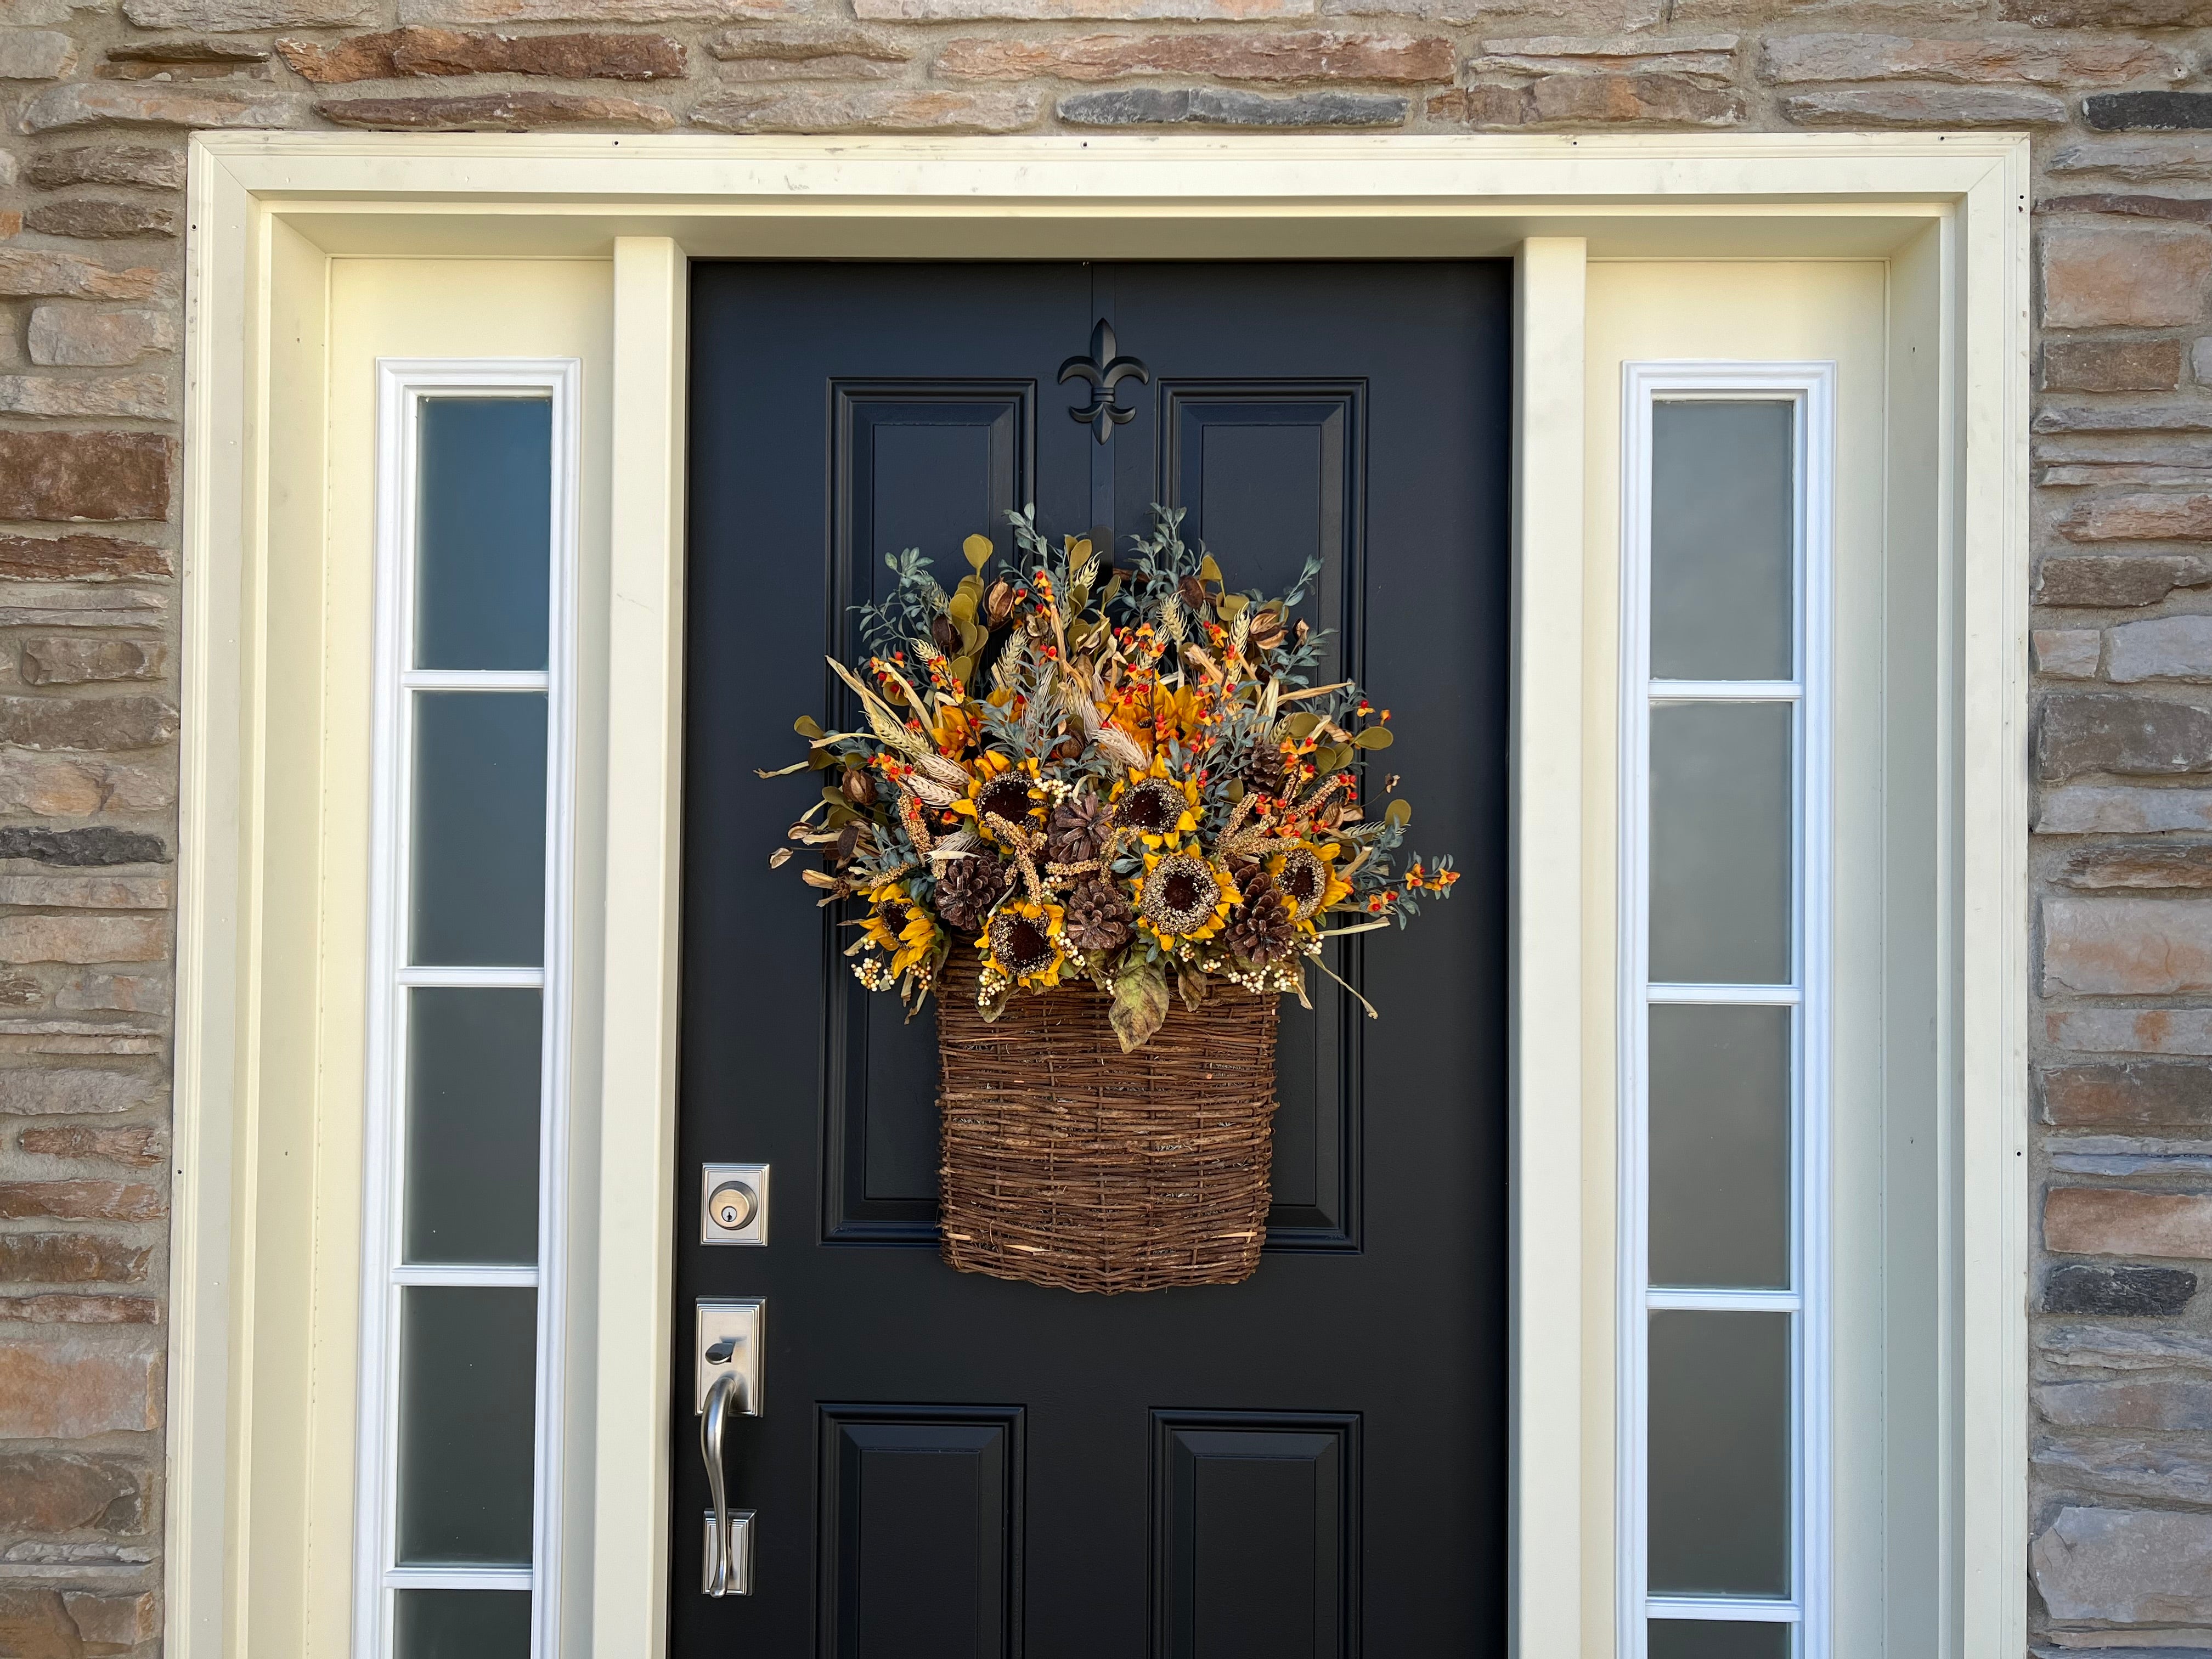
(1159, 379, 1367, 1247)
(819, 1406, 1024, 1659)
(823, 382, 1039, 1242)
(680, 261, 1509, 1656)
(1153, 1412, 1359, 1659)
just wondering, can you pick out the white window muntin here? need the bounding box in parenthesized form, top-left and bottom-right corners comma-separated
(357, 359, 582, 1659)
(1616, 362, 1835, 1659)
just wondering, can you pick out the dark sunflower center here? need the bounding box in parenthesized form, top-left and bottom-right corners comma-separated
(978, 776, 1032, 822)
(1283, 861, 1320, 904)
(1163, 871, 1201, 911)
(1119, 780, 1177, 832)
(1001, 916, 1053, 971)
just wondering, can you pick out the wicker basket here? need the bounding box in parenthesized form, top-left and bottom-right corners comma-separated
(936, 952, 1280, 1293)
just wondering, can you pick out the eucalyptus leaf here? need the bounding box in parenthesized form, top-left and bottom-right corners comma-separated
(1385, 798, 1413, 829)
(1110, 961, 1171, 1053)
(1284, 712, 1323, 741)
(1352, 726, 1395, 749)
(963, 533, 994, 572)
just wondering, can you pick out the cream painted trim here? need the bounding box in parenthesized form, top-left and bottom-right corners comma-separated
(1960, 145, 2035, 1658)
(1511, 234, 1587, 1659)
(590, 236, 689, 1659)
(173, 133, 2030, 1659)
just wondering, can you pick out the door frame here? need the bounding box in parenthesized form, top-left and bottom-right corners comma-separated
(172, 132, 2030, 1659)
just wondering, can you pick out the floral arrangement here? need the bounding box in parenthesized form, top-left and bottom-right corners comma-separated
(765, 507, 1458, 1052)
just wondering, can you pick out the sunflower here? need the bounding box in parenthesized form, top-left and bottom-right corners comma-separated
(1108, 757, 1200, 850)
(1270, 842, 1351, 922)
(860, 883, 941, 978)
(955, 751, 1045, 846)
(1135, 849, 1238, 946)
(980, 898, 1067, 990)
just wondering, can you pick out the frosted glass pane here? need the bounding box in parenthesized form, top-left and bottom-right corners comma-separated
(1649, 1310, 1791, 1596)
(394, 1590, 530, 1659)
(1648, 1620, 1792, 1659)
(397, 1286, 537, 1566)
(405, 989, 541, 1266)
(410, 692, 546, 968)
(1650, 1005, 1791, 1290)
(415, 397, 551, 672)
(1650, 702, 1791, 985)
(1651, 401, 1793, 682)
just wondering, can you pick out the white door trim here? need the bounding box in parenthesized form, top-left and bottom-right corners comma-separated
(173, 132, 2029, 1659)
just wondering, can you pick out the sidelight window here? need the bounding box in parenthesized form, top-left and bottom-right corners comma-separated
(1619, 368, 1833, 1658)
(357, 364, 579, 1659)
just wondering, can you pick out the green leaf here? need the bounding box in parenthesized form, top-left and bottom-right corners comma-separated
(1314, 743, 1353, 775)
(1283, 712, 1322, 741)
(1351, 726, 1395, 750)
(1385, 798, 1413, 829)
(978, 980, 1010, 1023)
(794, 715, 826, 740)
(963, 533, 994, 573)
(949, 589, 977, 626)
(1110, 962, 1172, 1053)
(951, 654, 977, 688)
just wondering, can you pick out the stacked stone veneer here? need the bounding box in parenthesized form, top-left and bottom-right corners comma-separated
(3, 0, 2212, 1652)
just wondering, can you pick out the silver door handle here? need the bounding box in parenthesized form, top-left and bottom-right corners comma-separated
(699, 1369, 755, 1596)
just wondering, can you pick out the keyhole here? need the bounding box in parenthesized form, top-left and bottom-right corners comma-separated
(709, 1181, 757, 1232)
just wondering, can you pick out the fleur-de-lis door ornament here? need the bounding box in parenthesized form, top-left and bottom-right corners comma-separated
(1059, 318, 1150, 444)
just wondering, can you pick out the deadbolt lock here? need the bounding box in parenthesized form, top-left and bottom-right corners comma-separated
(700, 1163, 769, 1246)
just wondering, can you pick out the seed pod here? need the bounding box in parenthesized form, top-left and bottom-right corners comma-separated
(842, 768, 876, 807)
(1177, 575, 1208, 611)
(930, 614, 960, 657)
(984, 579, 1017, 628)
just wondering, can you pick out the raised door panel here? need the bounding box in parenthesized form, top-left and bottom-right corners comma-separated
(823, 385, 1032, 1242)
(1154, 385, 1367, 1249)
(1152, 1411, 1360, 1659)
(820, 1406, 1024, 1658)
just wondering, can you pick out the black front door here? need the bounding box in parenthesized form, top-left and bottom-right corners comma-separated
(678, 262, 1510, 1656)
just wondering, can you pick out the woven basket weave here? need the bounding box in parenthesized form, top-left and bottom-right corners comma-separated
(936, 952, 1280, 1293)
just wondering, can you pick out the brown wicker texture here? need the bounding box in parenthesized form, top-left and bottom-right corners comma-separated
(936, 952, 1280, 1293)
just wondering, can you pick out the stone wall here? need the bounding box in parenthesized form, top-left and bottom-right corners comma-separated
(3, 0, 2211, 1652)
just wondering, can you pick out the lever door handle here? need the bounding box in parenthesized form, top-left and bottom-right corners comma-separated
(699, 1369, 755, 1596)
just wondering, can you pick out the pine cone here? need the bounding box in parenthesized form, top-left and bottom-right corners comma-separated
(1062, 878, 1133, 955)
(1046, 792, 1109, 867)
(1242, 741, 1288, 799)
(1226, 872, 1296, 966)
(933, 851, 1010, 935)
